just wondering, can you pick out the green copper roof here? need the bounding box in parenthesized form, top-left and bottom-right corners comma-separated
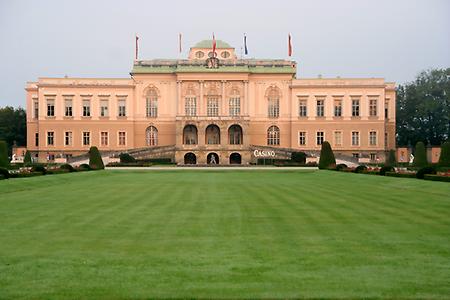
(193, 39, 233, 49)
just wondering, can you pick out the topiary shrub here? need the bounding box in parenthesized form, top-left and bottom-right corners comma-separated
(119, 152, 136, 163)
(438, 141, 450, 167)
(335, 163, 347, 171)
(60, 163, 75, 172)
(32, 165, 47, 175)
(416, 166, 436, 179)
(354, 165, 368, 173)
(379, 165, 394, 176)
(0, 141, 9, 169)
(385, 149, 397, 167)
(24, 150, 32, 165)
(79, 163, 92, 171)
(318, 141, 336, 170)
(291, 152, 306, 164)
(0, 167, 10, 179)
(413, 142, 427, 168)
(88, 146, 104, 170)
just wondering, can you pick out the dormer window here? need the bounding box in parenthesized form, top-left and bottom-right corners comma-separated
(195, 51, 205, 59)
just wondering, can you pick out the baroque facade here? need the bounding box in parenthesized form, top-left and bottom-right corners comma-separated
(26, 40, 396, 165)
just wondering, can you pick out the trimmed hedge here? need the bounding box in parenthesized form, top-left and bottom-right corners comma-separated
(335, 163, 347, 171)
(0, 167, 10, 179)
(438, 141, 450, 167)
(24, 151, 32, 165)
(424, 174, 450, 182)
(60, 164, 76, 172)
(354, 165, 368, 173)
(78, 163, 92, 171)
(386, 149, 397, 166)
(89, 146, 104, 170)
(416, 166, 436, 179)
(318, 141, 336, 169)
(385, 172, 416, 178)
(119, 153, 136, 163)
(379, 166, 394, 176)
(413, 142, 427, 168)
(31, 165, 47, 175)
(291, 152, 306, 164)
(0, 141, 9, 169)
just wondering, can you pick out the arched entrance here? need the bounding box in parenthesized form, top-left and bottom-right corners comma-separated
(207, 152, 219, 165)
(183, 125, 198, 145)
(228, 124, 243, 145)
(184, 152, 196, 164)
(205, 124, 220, 144)
(230, 153, 242, 164)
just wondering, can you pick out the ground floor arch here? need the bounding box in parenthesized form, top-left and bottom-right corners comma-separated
(229, 152, 242, 164)
(184, 152, 197, 164)
(207, 152, 219, 164)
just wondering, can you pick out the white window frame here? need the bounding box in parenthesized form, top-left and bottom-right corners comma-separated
(298, 131, 307, 146)
(118, 131, 127, 146)
(369, 99, 378, 117)
(369, 131, 378, 146)
(118, 99, 126, 117)
(207, 96, 219, 117)
(64, 131, 72, 146)
(82, 131, 91, 147)
(46, 131, 55, 146)
(185, 97, 197, 116)
(316, 131, 325, 146)
(100, 99, 109, 117)
(100, 131, 109, 147)
(229, 96, 240, 116)
(351, 131, 360, 146)
(334, 130, 343, 147)
(46, 99, 55, 117)
(298, 99, 307, 117)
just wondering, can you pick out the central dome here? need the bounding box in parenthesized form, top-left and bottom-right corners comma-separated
(193, 39, 233, 49)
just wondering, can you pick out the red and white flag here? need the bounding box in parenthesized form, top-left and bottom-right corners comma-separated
(288, 33, 292, 57)
(212, 33, 217, 57)
(135, 34, 139, 60)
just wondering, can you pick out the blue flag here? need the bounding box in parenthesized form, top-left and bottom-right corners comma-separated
(244, 34, 248, 55)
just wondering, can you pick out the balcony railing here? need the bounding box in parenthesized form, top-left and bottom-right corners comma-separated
(176, 115, 250, 121)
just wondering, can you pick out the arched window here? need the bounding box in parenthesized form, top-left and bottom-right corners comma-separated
(146, 126, 158, 146)
(228, 125, 243, 145)
(146, 88, 158, 117)
(267, 125, 280, 145)
(267, 88, 280, 118)
(205, 124, 220, 145)
(183, 125, 198, 145)
(229, 89, 240, 116)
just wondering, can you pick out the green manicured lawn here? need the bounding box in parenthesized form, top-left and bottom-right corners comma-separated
(0, 170, 449, 299)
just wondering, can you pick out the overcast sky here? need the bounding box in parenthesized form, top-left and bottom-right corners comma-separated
(0, 0, 449, 107)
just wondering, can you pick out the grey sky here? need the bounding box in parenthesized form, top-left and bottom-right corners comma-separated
(0, 0, 449, 107)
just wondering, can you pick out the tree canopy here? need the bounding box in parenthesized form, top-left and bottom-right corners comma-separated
(0, 106, 26, 155)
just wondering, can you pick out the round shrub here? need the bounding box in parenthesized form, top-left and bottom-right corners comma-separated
(336, 163, 348, 171)
(60, 163, 75, 172)
(379, 165, 394, 176)
(32, 165, 46, 175)
(0, 167, 10, 179)
(354, 165, 368, 173)
(119, 152, 136, 163)
(291, 151, 306, 164)
(416, 166, 436, 179)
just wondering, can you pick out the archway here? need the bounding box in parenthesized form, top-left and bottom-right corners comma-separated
(228, 124, 243, 145)
(205, 124, 220, 144)
(183, 125, 198, 145)
(184, 152, 196, 164)
(229, 153, 242, 164)
(207, 152, 219, 165)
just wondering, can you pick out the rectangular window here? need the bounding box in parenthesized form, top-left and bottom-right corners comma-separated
(64, 131, 72, 146)
(370, 153, 377, 161)
(65, 99, 73, 117)
(334, 100, 342, 117)
(185, 97, 197, 116)
(118, 131, 126, 146)
(83, 132, 90, 146)
(229, 97, 240, 116)
(33, 99, 39, 119)
(316, 100, 324, 117)
(352, 131, 360, 146)
(146, 98, 158, 117)
(298, 131, 306, 146)
(100, 132, 108, 146)
(118, 99, 126, 117)
(298, 100, 307, 117)
(353, 153, 360, 159)
(316, 131, 324, 146)
(82, 100, 91, 117)
(100, 100, 109, 117)
(46, 99, 55, 117)
(207, 97, 219, 117)
(352, 99, 360, 117)
(35, 133, 39, 147)
(369, 99, 377, 116)
(334, 131, 342, 146)
(47, 131, 54, 145)
(369, 131, 377, 146)
(268, 98, 280, 118)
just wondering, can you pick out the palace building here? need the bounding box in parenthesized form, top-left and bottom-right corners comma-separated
(26, 39, 396, 165)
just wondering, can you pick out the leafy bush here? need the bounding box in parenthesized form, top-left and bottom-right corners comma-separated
(89, 146, 104, 170)
(413, 142, 427, 168)
(318, 141, 336, 169)
(424, 174, 450, 182)
(354, 165, 368, 173)
(385, 172, 416, 178)
(416, 166, 436, 179)
(60, 164, 75, 172)
(379, 166, 394, 176)
(291, 152, 306, 164)
(0, 140, 9, 169)
(24, 151, 32, 165)
(32, 165, 47, 175)
(335, 164, 347, 171)
(119, 153, 136, 163)
(438, 141, 450, 167)
(0, 167, 9, 179)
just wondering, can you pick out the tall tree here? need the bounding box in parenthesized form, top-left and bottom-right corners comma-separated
(396, 68, 450, 146)
(0, 106, 27, 155)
